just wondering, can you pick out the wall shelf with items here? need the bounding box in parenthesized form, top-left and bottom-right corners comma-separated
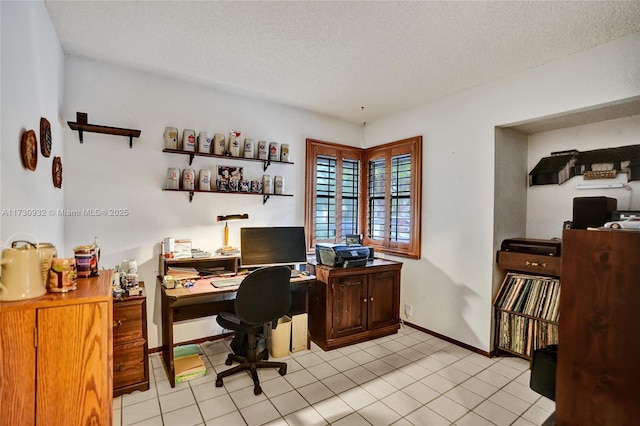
(162, 148, 293, 171)
(163, 188, 293, 204)
(493, 271, 560, 360)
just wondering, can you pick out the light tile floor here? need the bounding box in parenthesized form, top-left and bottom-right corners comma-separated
(114, 326, 554, 426)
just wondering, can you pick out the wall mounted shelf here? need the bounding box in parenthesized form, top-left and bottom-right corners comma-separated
(162, 148, 293, 171)
(163, 188, 293, 204)
(68, 112, 141, 148)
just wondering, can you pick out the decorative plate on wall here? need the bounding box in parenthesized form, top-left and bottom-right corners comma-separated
(52, 156, 62, 188)
(21, 129, 38, 171)
(40, 117, 52, 157)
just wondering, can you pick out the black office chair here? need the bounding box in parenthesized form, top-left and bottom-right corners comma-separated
(215, 265, 291, 395)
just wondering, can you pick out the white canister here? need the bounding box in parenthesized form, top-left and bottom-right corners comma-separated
(228, 134, 241, 157)
(164, 127, 178, 150)
(269, 142, 279, 161)
(182, 168, 195, 190)
(257, 141, 268, 160)
(183, 129, 196, 152)
(213, 133, 226, 155)
(198, 132, 212, 153)
(166, 167, 180, 190)
(274, 175, 284, 194)
(280, 144, 290, 162)
(199, 169, 211, 191)
(262, 174, 272, 194)
(121, 259, 138, 275)
(243, 138, 255, 158)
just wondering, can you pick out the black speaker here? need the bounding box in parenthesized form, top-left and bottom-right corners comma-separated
(572, 196, 617, 229)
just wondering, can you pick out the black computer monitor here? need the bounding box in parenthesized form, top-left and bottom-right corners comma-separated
(240, 226, 307, 268)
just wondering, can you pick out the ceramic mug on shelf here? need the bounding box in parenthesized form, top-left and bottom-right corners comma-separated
(274, 175, 284, 194)
(199, 169, 211, 191)
(262, 174, 272, 194)
(166, 167, 180, 190)
(183, 129, 196, 152)
(257, 141, 268, 160)
(198, 132, 212, 153)
(269, 142, 279, 161)
(182, 168, 195, 190)
(213, 133, 226, 155)
(243, 138, 255, 158)
(228, 134, 240, 157)
(164, 127, 178, 150)
(280, 144, 290, 162)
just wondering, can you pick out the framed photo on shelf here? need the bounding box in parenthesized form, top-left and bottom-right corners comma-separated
(216, 165, 243, 192)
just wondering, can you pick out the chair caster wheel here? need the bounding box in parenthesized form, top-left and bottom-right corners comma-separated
(253, 385, 262, 395)
(215, 378, 223, 387)
(225, 359, 233, 366)
(279, 366, 287, 375)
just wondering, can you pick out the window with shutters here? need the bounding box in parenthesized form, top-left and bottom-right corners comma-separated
(305, 136, 421, 259)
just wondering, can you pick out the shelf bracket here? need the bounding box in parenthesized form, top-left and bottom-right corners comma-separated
(189, 154, 195, 166)
(263, 160, 271, 171)
(189, 191, 194, 203)
(128, 136, 134, 149)
(263, 195, 270, 204)
(78, 128, 84, 144)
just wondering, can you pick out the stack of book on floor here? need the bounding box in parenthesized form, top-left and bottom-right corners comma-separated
(174, 344, 206, 384)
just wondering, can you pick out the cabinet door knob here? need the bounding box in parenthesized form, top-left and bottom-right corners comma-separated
(113, 319, 123, 328)
(363, 298, 367, 303)
(114, 363, 125, 372)
(370, 297, 374, 302)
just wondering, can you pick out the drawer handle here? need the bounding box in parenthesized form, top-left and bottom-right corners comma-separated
(114, 363, 125, 372)
(113, 320, 123, 328)
(525, 261, 546, 268)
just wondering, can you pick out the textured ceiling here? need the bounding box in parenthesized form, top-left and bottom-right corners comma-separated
(44, 1, 640, 124)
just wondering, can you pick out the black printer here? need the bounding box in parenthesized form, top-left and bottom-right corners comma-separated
(315, 243, 372, 268)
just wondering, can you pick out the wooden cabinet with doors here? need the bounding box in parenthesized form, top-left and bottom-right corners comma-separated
(308, 259, 402, 350)
(0, 272, 113, 426)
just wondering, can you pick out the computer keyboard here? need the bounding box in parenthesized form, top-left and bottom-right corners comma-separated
(211, 276, 244, 288)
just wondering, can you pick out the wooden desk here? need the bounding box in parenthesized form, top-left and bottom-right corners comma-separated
(160, 274, 314, 387)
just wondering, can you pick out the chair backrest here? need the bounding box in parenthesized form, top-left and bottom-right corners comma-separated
(234, 266, 292, 325)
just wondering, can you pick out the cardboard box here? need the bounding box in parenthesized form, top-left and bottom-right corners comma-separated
(174, 353, 205, 384)
(291, 313, 308, 352)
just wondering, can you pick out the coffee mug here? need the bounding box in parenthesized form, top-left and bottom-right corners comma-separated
(199, 169, 211, 191)
(166, 167, 180, 190)
(213, 133, 226, 155)
(257, 141, 268, 160)
(183, 129, 196, 152)
(164, 127, 178, 150)
(198, 132, 212, 153)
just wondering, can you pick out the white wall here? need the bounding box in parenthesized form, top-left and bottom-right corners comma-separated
(62, 57, 362, 347)
(364, 33, 640, 352)
(0, 1, 65, 248)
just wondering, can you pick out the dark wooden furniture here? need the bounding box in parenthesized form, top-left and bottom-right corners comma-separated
(556, 229, 640, 425)
(494, 251, 561, 361)
(113, 284, 149, 397)
(0, 273, 113, 426)
(160, 272, 313, 387)
(307, 259, 402, 351)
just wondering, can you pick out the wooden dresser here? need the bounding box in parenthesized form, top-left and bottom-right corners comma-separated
(307, 259, 402, 351)
(0, 272, 113, 426)
(556, 229, 640, 425)
(113, 284, 149, 397)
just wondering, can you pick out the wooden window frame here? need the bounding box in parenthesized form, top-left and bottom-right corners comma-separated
(305, 136, 421, 259)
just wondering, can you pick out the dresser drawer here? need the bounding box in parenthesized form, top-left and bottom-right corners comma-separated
(113, 340, 146, 389)
(497, 251, 561, 277)
(113, 302, 144, 344)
